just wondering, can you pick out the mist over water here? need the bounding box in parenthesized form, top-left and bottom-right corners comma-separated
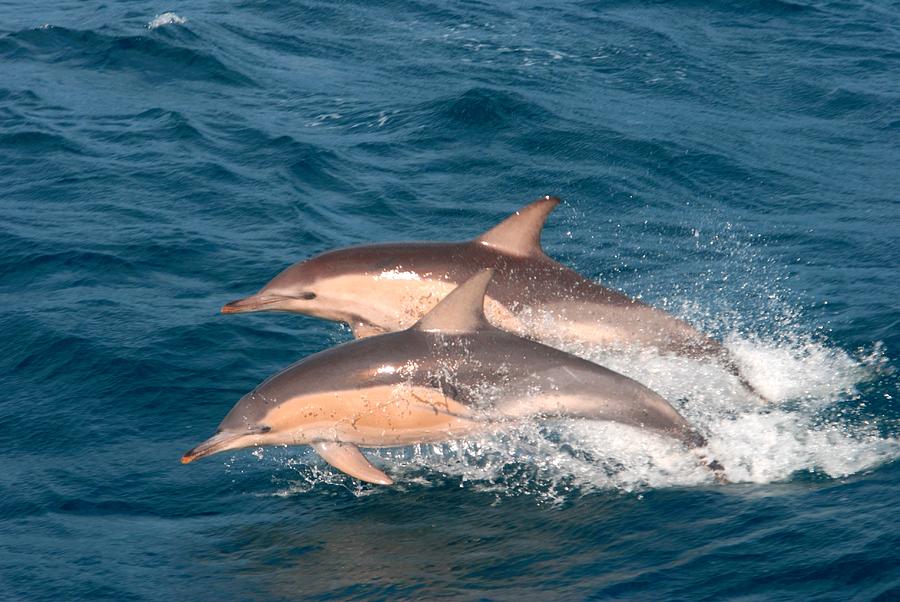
(2, 0, 899, 600)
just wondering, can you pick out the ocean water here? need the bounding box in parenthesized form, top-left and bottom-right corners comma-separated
(2, 0, 898, 599)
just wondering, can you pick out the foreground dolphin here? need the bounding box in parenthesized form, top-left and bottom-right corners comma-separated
(223, 196, 765, 400)
(186, 271, 718, 484)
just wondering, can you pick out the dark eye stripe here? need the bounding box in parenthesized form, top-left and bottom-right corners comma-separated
(299, 292, 316, 300)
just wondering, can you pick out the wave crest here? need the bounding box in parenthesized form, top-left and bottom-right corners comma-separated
(148, 13, 187, 30)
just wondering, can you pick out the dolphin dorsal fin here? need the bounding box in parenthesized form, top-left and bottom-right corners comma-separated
(415, 269, 494, 333)
(474, 196, 560, 257)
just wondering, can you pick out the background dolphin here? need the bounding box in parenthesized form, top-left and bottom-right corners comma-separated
(223, 196, 764, 400)
(186, 271, 718, 485)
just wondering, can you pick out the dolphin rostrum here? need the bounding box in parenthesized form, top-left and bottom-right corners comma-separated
(222, 196, 765, 400)
(186, 270, 719, 484)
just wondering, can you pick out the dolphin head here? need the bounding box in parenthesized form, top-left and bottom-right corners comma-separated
(220, 244, 452, 333)
(181, 389, 306, 464)
(180, 426, 270, 464)
(221, 253, 328, 315)
(221, 247, 388, 324)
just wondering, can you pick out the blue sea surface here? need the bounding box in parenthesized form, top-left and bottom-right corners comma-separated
(2, 1, 899, 600)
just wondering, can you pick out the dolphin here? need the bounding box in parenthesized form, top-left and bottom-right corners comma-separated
(221, 196, 764, 400)
(186, 270, 720, 484)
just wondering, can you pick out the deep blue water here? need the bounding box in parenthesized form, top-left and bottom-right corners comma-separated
(2, 1, 899, 600)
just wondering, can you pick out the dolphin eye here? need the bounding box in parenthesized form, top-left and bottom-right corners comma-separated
(299, 292, 317, 300)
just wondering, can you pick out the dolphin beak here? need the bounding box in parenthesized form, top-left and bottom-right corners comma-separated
(221, 294, 290, 314)
(181, 431, 247, 464)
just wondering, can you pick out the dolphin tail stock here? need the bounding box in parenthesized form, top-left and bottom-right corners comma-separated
(683, 336, 770, 403)
(697, 454, 730, 484)
(627, 422, 730, 483)
(716, 349, 770, 404)
(520, 396, 729, 481)
(679, 428, 729, 483)
(679, 335, 770, 403)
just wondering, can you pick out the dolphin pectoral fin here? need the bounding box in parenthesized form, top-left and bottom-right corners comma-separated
(311, 441, 394, 485)
(474, 195, 559, 257)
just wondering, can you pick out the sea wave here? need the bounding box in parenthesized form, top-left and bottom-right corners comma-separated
(0, 25, 252, 86)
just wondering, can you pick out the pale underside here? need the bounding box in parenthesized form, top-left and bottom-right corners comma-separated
(263, 384, 482, 448)
(260, 383, 677, 452)
(328, 273, 645, 347)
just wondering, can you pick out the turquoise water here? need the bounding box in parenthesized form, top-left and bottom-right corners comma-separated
(2, 1, 898, 599)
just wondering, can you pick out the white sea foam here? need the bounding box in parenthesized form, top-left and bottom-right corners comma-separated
(148, 12, 187, 30)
